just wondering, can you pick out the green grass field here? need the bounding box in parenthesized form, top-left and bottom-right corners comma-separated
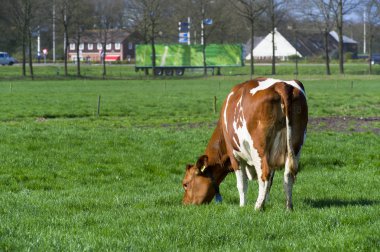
(1, 62, 380, 79)
(0, 67, 379, 251)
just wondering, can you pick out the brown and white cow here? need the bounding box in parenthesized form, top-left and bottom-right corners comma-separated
(182, 77, 308, 210)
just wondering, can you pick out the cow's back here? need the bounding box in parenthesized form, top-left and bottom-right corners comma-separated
(221, 78, 308, 173)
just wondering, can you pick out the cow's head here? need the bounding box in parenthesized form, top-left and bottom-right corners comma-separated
(182, 155, 230, 205)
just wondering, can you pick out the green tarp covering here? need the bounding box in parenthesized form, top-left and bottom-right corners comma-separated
(135, 44, 243, 67)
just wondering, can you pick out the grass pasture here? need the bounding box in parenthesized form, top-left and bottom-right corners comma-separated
(0, 75, 379, 251)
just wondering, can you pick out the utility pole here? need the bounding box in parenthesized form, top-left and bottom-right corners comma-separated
(201, 9, 204, 45)
(188, 17, 191, 45)
(37, 26, 41, 63)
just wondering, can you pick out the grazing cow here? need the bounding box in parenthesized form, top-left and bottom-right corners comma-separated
(182, 78, 308, 210)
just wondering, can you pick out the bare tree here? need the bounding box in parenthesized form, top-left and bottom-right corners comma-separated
(7, 0, 36, 79)
(127, 0, 150, 75)
(93, 0, 124, 78)
(56, 0, 76, 76)
(128, 0, 162, 76)
(363, 0, 380, 74)
(265, 0, 288, 75)
(230, 0, 265, 79)
(200, 0, 209, 76)
(304, 0, 335, 75)
(331, 0, 360, 74)
(191, 0, 223, 76)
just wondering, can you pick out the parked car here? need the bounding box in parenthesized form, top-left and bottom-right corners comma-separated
(0, 52, 16, 65)
(370, 54, 380, 65)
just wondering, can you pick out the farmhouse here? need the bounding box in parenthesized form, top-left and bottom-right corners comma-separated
(245, 29, 358, 61)
(68, 30, 142, 62)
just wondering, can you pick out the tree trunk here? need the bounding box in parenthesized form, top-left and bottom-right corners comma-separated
(76, 33, 81, 77)
(203, 38, 207, 76)
(64, 26, 68, 76)
(250, 20, 255, 79)
(271, 27, 276, 75)
(271, 0, 276, 75)
(28, 28, 34, 80)
(323, 30, 331, 75)
(369, 35, 373, 75)
(151, 21, 157, 76)
(102, 41, 107, 79)
(337, 0, 344, 74)
(22, 27, 26, 77)
(151, 38, 156, 76)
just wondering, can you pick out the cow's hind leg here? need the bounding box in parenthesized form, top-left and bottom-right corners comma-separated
(254, 157, 271, 211)
(283, 156, 297, 210)
(235, 165, 248, 207)
(255, 179, 269, 210)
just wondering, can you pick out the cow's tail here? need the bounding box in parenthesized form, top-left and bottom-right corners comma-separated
(275, 83, 298, 179)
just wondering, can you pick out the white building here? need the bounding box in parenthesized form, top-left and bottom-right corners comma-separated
(245, 28, 302, 61)
(245, 29, 358, 61)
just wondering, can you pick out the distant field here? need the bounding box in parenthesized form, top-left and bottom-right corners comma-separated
(1, 62, 380, 79)
(0, 76, 379, 250)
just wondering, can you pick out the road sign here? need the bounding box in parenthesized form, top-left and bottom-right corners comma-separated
(179, 32, 189, 38)
(178, 18, 191, 45)
(203, 19, 213, 25)
(179, 37, 188, 43)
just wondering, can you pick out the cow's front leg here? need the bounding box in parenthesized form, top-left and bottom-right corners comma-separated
(265, 170, 275, 204)
(235, 168, 248, 207)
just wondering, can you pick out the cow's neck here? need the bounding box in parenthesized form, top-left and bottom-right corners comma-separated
(204, 120, 230, 184)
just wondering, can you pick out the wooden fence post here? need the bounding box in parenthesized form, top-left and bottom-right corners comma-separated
(97, 95, 101, 117)
(213, 96, 217, 114)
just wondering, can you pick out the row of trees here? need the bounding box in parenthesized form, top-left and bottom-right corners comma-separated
(1, 0, 379, 78)
(299, 0, 380, 75)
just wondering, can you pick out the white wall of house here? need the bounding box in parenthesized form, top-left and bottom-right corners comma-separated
(246, 28, 302, 61)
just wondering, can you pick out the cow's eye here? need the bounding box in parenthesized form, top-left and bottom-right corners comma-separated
(183, 183, 188, 190)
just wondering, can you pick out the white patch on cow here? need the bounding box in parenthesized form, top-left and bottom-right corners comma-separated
(232, 106, 261, 169)
(224, 91, 234, 133)
(250, 78, 306, 98)
(286, 116, 293, 155)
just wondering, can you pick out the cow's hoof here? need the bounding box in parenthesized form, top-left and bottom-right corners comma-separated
(286, 203, 293, 211)
(254, 204, 265, 211)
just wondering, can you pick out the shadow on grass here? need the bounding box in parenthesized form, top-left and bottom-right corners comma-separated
(304, 198, 380, 208)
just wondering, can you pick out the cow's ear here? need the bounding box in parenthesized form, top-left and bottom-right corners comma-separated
(196, 155, 208, 173)
(221, 154, 232, 170)
(185, 164, 193, 171)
